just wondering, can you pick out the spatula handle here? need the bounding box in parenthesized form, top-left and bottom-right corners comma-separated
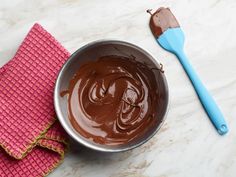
(176, 50, 228, 135)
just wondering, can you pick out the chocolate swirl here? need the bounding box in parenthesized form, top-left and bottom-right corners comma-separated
(63, 55, 160, 145)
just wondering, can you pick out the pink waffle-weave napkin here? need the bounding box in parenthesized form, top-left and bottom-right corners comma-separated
(0, 23, 70, 177)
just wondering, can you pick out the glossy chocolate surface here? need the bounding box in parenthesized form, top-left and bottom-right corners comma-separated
(62, 55, 163, 145)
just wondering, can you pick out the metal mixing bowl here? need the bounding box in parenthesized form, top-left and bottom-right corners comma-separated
(54, 40, 169, 152)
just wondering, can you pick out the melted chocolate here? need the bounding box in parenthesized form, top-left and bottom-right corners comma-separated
(62, 55, 162, 145)
(149, 7, 180, 37)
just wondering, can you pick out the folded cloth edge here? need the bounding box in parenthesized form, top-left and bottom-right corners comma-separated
(0, 118, 56, 160)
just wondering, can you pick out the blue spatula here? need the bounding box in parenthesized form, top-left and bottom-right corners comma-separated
(148, 8, 228, 135)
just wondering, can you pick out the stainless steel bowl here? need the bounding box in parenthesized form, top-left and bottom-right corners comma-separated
(54, 40, 169, 152)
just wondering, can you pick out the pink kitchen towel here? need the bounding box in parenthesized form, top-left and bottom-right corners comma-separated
(0, 23, 70, 177)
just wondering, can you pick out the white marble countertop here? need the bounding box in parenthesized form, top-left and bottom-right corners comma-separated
(1, 0, 236, 177)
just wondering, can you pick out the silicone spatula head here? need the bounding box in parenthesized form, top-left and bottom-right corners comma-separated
(148, 8, 185, 54)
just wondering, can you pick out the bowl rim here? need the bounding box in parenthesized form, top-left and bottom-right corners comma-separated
(54, 39, 169, 152)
